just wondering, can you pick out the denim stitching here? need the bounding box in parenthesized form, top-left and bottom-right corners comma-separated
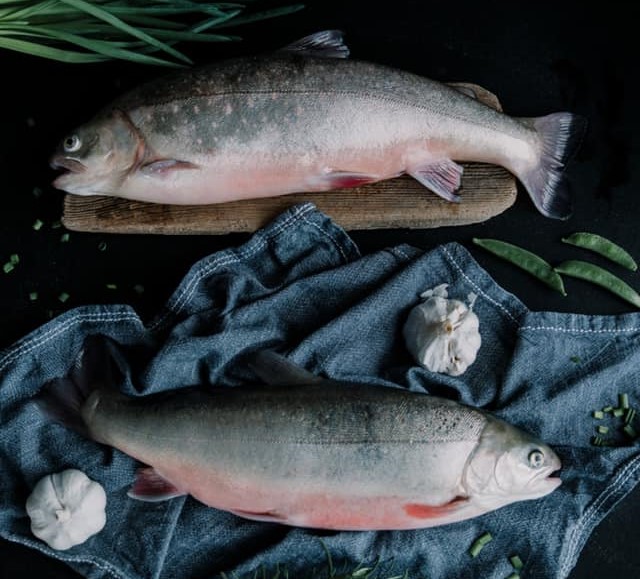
(0, 313, 142, 375)
(440, 244, 520, 324)
(150, 203, 316, 330)
(300, 213, 350, 263)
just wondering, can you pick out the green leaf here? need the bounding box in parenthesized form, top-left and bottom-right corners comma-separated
(212, 4, 304, 28)
(59, 0, 192, 62)
(0, 34, 106, 61)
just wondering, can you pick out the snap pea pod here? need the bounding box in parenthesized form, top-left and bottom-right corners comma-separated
(561, 232, 638, 271)
(554, 260, 640, 308)
(472, 238, 567, 296)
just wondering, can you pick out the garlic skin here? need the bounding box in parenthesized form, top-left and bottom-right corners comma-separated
(26, 469, 107, 550)
(403, 284, 481, 376)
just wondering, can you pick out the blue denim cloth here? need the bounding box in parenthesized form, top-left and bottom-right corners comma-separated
(1, 202, 639, 579)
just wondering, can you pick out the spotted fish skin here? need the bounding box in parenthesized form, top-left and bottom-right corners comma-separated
(36, 344, 562, 530)
(50, 32, 585, 218)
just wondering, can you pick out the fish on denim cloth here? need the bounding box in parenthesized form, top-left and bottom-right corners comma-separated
(35, 338, 561, 531)
(50, 31, 584, 219)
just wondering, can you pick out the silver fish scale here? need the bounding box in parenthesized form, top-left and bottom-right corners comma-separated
(107, 55, 510, 135)
(111, 384, 489, 448)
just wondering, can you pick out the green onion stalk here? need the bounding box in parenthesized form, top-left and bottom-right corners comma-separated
(0, 0, 304, 65)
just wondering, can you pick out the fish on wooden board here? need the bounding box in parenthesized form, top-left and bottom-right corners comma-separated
(50, 31, 585, 219)
(34, 337, 561, 530)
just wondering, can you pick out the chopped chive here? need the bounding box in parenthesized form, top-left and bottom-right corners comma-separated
(3, 262, 14, 274)
(469, 532, 492, 557)
(625, 409, 636, 425)
(106, 283, 118, 290)
(619, 394, 630, 409)
(624, 424, 637, 439)
(603, 406, 613, 413)
(510, 554, 524, 570)
(613, 408, 625, 418)
(570, 355, 581, 363)
(593, 410, 604, 419)
(10, 254, 20, 265)
(51, 220, 63, 229)
(597, 425, 609, 434)
(98, 241, 108, 251)
(58, 292, 70, 303)
(506, 574, 520, 579)
(592, 435, 613, 446)
(32, 186, 42, 197)
(29, 291, 38, 301)
(60, 233, 70, 243)
(133, 284, 145, 294)
(32, 219, 44, 231)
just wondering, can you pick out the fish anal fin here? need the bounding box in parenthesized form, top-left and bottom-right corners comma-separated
(281, 30, 350, 59)
(247, 351, 324, 386)
(404, 496, 469, 519)
(229, 508, 287, 524)
(141, 159, 199, 176)
(407, 159, 464, 202)
(128, 467, 186, 502)
(308, 170, 381, 191)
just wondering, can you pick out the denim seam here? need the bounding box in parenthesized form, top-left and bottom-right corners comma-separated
(4, 534, 125, 578)
(520, 325, 640, 335)
(150, 203, 317, 330)
(440, 244, 520, 325)
(0, 313, 142, 375)
(558, 453, 640, 577)
(300, 213, 350, 263)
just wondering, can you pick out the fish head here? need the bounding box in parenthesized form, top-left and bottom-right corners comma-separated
(50, 109, 141, 196)
(464, 416, 561, 509)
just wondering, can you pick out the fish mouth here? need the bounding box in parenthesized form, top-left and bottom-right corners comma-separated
(533, 465, 562, 491)
(50, 155, 86, 175)
(50, 155, 87, 190)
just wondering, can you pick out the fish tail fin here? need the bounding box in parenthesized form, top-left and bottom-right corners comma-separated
(517, 112, 587, 220)
(34, 335, 118, 437)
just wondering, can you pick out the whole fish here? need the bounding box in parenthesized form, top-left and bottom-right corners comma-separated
(35, 339, 561, 530)
(50, 31, 585, 219)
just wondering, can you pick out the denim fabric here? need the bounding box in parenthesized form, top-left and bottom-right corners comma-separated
(1, 202, 639, 579)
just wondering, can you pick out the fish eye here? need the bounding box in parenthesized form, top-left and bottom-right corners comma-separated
(63, 135, 82, 153)
(528, 449, 545, 469)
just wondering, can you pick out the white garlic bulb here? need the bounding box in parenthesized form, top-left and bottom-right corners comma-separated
(26, 469, 107, 550)
(403, 284, 481, 376)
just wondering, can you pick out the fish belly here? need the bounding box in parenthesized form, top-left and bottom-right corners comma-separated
(116, 56, 534, 204)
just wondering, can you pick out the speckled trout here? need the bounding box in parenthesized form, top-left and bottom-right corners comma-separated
(50, 31, 585, 219)
(36, 340, 561, 530)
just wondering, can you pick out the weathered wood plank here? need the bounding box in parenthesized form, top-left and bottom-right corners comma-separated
(61, 83, 517, 235)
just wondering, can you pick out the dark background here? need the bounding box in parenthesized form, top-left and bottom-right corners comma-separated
(1, 1, 638, 577)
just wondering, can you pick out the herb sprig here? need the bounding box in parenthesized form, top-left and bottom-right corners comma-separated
(0, 0, 304, 65)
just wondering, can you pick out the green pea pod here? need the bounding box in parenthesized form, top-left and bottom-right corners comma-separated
(561, 232, 638, 271)
(472, 238, 567, 296)
(554, 260, 640, 308)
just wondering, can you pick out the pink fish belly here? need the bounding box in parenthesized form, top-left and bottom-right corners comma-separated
(121, 146, 411, 205)
(151, 463, 474, 530)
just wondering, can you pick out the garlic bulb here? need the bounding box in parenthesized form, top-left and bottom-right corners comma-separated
(26, 469, 107, 550)
(403, 284, 481, 376)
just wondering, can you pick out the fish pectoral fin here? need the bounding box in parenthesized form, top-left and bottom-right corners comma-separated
(127, 467, 187, 502)
(280, 30, 350, 59)
(404, 496, 469, 519)
(247, 350, 326, 386)
(140, 159, 199, 176)
(407, 159, 464, 202)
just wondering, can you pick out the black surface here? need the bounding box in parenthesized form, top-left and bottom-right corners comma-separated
(1, 1, 639, 577)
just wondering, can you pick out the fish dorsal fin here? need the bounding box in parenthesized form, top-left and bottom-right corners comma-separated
(280, 30, 350, 59)
(248, 351, 325, 386)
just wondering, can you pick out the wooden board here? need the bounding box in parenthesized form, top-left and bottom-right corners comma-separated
(62, 83, 517, 235)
